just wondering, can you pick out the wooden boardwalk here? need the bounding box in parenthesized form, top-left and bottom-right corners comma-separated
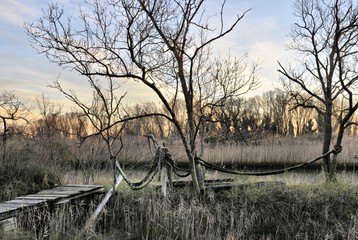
(0, 185, 103, 222)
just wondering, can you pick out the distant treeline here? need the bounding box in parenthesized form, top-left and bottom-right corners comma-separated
(2, 89, 357, 146)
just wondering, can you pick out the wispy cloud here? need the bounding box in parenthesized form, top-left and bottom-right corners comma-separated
(0, 0, 297, 112)
(0, 0, 40, 27)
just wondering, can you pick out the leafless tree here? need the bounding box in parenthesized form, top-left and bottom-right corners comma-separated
(51, 78, 127, 189)
(25, 0, 259, 194)
(124, 102, 170, 138)
(278, 0, 358, 181)
(261, 90, 291, 136)
(0, 90, 29, 163)
(34, 94, 62, 163)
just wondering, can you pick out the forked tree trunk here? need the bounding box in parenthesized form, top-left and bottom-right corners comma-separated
(189, 155, 201, 194)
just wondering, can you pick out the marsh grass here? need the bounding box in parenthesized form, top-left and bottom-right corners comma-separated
(203, 136, 358, 167)
(4, 182, 358, 239)
(1, 135, 358, 239)
(1, 196, 101, 240)
(0, 162, 60, 202)
(3, 169, 358, 239)
(116, 136, 358, 172)
(93, 183, 358, 240)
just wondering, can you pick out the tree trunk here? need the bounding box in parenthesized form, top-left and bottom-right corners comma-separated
(185, 91, 205, 194)
(329, 123, 345, 182)
(2, 119, 7, 164)
(322, 106, 334, 182)
(189, 155, 201, 194)
(195, 163, 205, 194)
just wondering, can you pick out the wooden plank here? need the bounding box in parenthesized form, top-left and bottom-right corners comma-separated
(55, 187, 104, 204)
(0, 200, 45, 213)
(7, 199, 46, 205)
(0, 199, 47, 221)
(4, 200, 45, 210)
(205, 178, 234, 183)
(18, 195, 62, 201)
(0, 207, 17, 213)
(35, 185, 103, 200)
(43, 188, 80, 193)
(0, 208, 17, 214)
(0, 185, 104, 221)
(205, 184, 233, 191)
(49, 185, 102, 191)
(0, 203, 22, 220)
(84, 174, 122, 229)
(0, 203, 24, 210)
(37, 191, 79, 195)
(64, 184, 103, 189)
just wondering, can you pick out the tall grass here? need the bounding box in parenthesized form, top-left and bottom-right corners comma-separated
(118, 135, 358, 171)
(4, 182, 358, 239)
(1, 135, 358, 239)
(0, 140, 61, 202)
(203, 136, 358, 168)
(87, 183, 358, 239)
(4, 134, 356, 173)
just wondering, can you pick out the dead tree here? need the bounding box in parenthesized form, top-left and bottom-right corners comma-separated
(25, 0, 259, 194)
(278, 0, 358, 182)
(0, 90, 29, 163)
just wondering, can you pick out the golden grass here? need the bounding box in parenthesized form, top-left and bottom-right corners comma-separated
(203, 136, 358, 165)
(2, 135, 358, 239)
(118, 135, 358, 169)
(58, 135, 358, 189)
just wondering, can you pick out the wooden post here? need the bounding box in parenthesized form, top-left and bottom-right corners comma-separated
(84, 174, 123, 229)
(161, 164, 167, 197)
(167, 164, 173, 192)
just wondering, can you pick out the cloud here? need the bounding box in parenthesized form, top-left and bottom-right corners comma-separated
(0, 0, 297, 113)
(0, 0, 40, 27)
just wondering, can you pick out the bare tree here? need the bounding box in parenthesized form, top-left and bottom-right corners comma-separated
(0, 90, 29, 163)
(51, 78, 127, 188)
(34, 94, 62, 163)
(261, 90, 291, 136)
(26, 0, 259, 194)
(278, 0, 358, 181)
(124, 102, 170, 138)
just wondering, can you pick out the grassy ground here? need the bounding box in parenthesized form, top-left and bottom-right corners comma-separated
(6, 182, 358, 240)
(2, 135, 358, 239)
(97, 183, 358, 240)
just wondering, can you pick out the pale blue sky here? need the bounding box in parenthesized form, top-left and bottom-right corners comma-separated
(0, 0, 296, 110)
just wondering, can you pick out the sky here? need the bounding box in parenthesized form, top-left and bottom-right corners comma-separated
(0, 0, 296, 112)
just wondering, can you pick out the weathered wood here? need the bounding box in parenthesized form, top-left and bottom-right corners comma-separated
(171, 178, 234, 188)
(169, 179, 285, 192)
(6, 199, 46, 205)
(161, 166, 167, 197)
(0, 199, 46, 210)
(0, 200, 47, 221)
(84, 174, 122, 229)
(0, 185, 104, 222)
